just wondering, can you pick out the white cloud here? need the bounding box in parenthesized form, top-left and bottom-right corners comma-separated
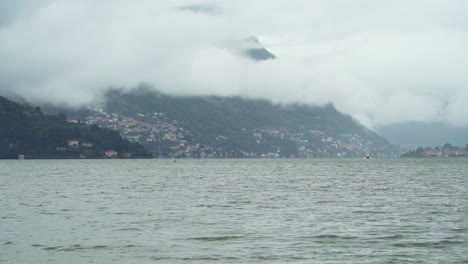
(0, 0, 467, 127)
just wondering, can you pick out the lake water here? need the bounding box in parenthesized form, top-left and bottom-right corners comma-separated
(1, 159, 467, 263)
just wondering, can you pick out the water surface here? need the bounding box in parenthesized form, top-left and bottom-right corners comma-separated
(1, 159, 467, 263)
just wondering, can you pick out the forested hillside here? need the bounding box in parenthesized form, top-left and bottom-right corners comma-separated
(0, 96, 150, 159)
(58, 87, 399, 158)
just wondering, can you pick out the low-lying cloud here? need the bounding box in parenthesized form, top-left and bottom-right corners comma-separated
(1, 0, 467, 127)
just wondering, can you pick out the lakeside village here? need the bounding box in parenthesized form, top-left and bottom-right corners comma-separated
(67, 108, 397, 158)
(14, 139, 137, 160)
(59, 140, 130, 159)
(401, 144, 468, 158)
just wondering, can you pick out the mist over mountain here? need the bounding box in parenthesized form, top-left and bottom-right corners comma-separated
(46, 86, 399, 158)
(1, 1, 467, 128)
(242, 37, 276, 61)
(377, 122, 468, 149)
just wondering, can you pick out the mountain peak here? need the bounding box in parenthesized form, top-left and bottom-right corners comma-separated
(238, 36, 276, 61)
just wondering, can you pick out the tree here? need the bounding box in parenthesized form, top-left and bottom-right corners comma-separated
(416, 146, 424, 154)
(443, 143, 453, 149)
(58, 113, 67, 121)
(34, 106, 42, 115)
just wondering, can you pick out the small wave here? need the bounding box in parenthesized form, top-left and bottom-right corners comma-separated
(372, 188, 391, 191)
(189, 235, 244, 241)
(256, 205, 281, 209)
(310, 234, 357, 240)
(31, 244, 44, 247)
(376, 234, 404, 240)
(352, 210, 386, 214)
(216, 205, 233, 208)
(42, 244, 110, 252)
(177, 256, 239, 261)
(392, 240, 463, 248)
(56, 245, 84, 252)
(196, 204, 213, 208)
(451, 228, 467, 232)
(316, 200, 337, 204)
(251, 255, 281, 260)
(290, 256, 309, 260)
(228, 200, 253, 204)
(90, 245, 109, 249)
(178, 257, 220, 261)
(2, 242, 13, 246)
(196, 204, 235, 208)
(113, 228, 142, 232)
(43, 246, 61, 251)
(39, 212, 56, 215)
(150, 257, 173, 261)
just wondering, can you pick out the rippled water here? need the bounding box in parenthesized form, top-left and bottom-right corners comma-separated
(1, 159, 467, 263)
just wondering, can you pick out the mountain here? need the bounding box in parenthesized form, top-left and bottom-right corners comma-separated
(242, 36, 276, 61)
(56, 87, 399, 158)
(0, 96, 151, 159)
(227, 36, 276, 61)
(377, 122, 468, 149)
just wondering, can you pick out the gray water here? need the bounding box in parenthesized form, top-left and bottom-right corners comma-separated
(1, 159, 467, 263)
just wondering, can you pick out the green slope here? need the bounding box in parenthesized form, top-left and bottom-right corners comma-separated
(100, 87, 397, 157)
(0, 96, 150, 159)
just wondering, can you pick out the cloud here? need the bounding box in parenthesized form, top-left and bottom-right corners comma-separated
(0, 0, 52, 27)
(0, 0, 467, 127)
(178, 4, 223, 15)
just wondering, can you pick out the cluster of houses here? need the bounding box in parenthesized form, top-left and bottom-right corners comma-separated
(72, 109, 396, 158)
(408, 145, 468, 157)
(82, 111, 187, 145)
(54, 139, 131, 159)
(254, 128, 390, 157)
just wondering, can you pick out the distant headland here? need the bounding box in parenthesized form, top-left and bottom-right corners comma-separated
(401, 143, 468, 158)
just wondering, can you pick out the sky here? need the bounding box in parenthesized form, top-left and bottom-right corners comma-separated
(0, 0, 467, 127)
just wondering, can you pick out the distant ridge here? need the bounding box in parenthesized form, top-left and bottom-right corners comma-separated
(52, 87, 399, 158)
(377, 122, 468, 148)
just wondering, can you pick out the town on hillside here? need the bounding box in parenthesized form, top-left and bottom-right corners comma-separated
(69, 108, 400, 158)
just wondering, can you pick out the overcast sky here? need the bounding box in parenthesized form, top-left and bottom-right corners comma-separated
(0, 0, 467, 127)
